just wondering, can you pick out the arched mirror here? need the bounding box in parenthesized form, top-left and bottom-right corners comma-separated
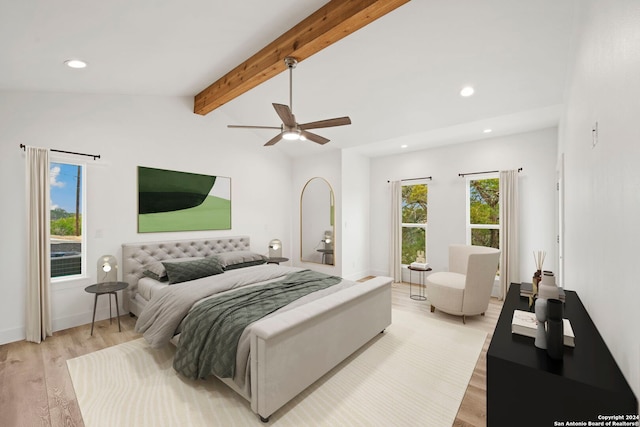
(300, 177, 335, 265)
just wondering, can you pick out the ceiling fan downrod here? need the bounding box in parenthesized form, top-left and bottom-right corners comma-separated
(284, 57, 297, 113)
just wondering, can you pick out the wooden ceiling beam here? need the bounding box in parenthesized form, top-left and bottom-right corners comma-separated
(193, 0, 410, 116)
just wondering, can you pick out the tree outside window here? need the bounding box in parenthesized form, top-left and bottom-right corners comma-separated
(50, 162, 85, 279)
(401, 184, 427, 265)
(467, 176, 499, 249)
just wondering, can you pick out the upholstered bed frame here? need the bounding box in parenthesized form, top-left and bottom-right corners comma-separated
(122, 235, 252, 316)
(121, 236, 393, 422)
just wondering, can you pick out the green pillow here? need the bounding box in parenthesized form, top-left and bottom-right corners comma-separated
(213, 251, 267, 270)
(144, 257, 204, 280)
(224, 259, 267, 270)
(142, 269, 169, 282)
(162, 257, 224, 284)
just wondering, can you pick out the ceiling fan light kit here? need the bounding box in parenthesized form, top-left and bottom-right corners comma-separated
(228, 57, 351, 146)
(282, 129, 301, 140)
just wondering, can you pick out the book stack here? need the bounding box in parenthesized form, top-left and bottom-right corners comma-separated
(511, 309, 575, 347)
(410, 262, 430, 270)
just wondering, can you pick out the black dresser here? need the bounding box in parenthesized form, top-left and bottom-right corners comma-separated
(487, 283, 638, 426)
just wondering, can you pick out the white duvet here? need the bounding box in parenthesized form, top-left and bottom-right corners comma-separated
(134, 264, 357, 393)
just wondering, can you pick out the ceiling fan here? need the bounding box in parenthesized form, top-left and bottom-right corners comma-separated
(227, 57, 352, 146)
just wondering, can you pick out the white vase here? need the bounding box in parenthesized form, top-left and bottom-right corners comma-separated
(540, 270, 556, 286)
(534, 298, 547, 349)
(538, 271, 559, 300)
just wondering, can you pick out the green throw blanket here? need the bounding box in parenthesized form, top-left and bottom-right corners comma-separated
(173, 269, 341, 380)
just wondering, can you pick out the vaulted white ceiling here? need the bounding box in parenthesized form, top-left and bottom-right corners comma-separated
(0, 0, 579, 157)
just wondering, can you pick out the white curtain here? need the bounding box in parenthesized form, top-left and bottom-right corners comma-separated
(498, 169, 519, 300)
(25, 146, 52, 343)
(390, 180, 402, 282)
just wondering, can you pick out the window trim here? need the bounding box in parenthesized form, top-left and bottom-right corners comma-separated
(50, 158, 88, 283)
(465, 173, 499, 246)
(401, 181, 428, 265)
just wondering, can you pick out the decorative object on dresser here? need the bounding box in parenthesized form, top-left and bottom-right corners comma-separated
(520, 281, 565, 301)
(511, 309, 575, 347)
(545, 298, 564, 360)
(488, 283, 637, 426)
(533, 297, 548, 348)
(530, 250, 546, 308)
(121, 236, 393, 422)
(534, 270, 560, 349)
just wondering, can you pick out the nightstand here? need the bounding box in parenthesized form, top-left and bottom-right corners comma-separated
(265, 257, 289, 265)
(84, 281, 128, 336)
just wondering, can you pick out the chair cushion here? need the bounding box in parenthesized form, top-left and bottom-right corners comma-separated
(426, 272, 466, 314)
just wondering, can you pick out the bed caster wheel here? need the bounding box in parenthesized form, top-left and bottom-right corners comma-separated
(260, 415, 270, 423)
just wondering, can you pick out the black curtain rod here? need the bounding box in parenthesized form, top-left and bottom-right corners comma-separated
(387, 176, 432, 183)
(458, 167, 522, 177)
(19, 144, 100, 160)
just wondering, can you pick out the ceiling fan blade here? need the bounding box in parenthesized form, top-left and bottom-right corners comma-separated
(228, 125, 282, 130)
(264, 132, 284, 146)
(300, 130, 330, 145)
(299, 116, 351, 130)
(273, 103, 296, 127)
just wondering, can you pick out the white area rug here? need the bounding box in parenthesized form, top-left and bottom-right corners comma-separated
(67, 309, 486, 427)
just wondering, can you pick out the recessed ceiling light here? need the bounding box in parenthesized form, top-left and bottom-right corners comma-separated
(483, 128, 492, 133)
(401, 144, 408, 148)
(460, 86, 475, 97)
(64, 59, 87, 69)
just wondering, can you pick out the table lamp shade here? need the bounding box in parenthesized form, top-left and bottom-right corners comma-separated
(268, 239, 282, 258)
(98, 255, 118, 283)
(323, 230, 333, 250)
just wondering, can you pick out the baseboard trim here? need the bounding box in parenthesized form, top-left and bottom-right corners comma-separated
(52, 307, 124, 333)
(0, 306, 125, 346)
(0, 326, 26, 346)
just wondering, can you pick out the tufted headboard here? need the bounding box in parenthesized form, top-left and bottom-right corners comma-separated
(121, 235, 251, 314)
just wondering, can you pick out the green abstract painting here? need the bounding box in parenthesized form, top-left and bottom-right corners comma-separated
(137, 166, 231, 233)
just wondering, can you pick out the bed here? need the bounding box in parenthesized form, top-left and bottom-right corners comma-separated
(121, 236, 392, 422)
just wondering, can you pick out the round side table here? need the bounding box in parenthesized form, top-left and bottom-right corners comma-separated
(266, 257, 289, 265)
(317, 249, 334, 264)
(84, 281, 128, 336)
(407, 266, 432, 301)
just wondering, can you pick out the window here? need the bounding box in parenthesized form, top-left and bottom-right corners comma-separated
(466, 174, 499, 249)
(50, 161, 86, 279)
(401, 183, 428, 264)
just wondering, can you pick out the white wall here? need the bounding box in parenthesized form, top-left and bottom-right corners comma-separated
(341, 150, 371, 281)
(559, 0, 640, 399)
(0, 91, 292, 345)
(369, 128, 558, 287)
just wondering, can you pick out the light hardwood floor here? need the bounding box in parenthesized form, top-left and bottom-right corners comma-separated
(0, 282, 502, 427)
(390, 282, 503, 427)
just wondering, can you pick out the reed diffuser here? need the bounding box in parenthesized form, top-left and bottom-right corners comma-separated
(530, 250, 546, 308)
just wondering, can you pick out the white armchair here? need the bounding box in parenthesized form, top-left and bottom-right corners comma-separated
(426, 244, 500, 324)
